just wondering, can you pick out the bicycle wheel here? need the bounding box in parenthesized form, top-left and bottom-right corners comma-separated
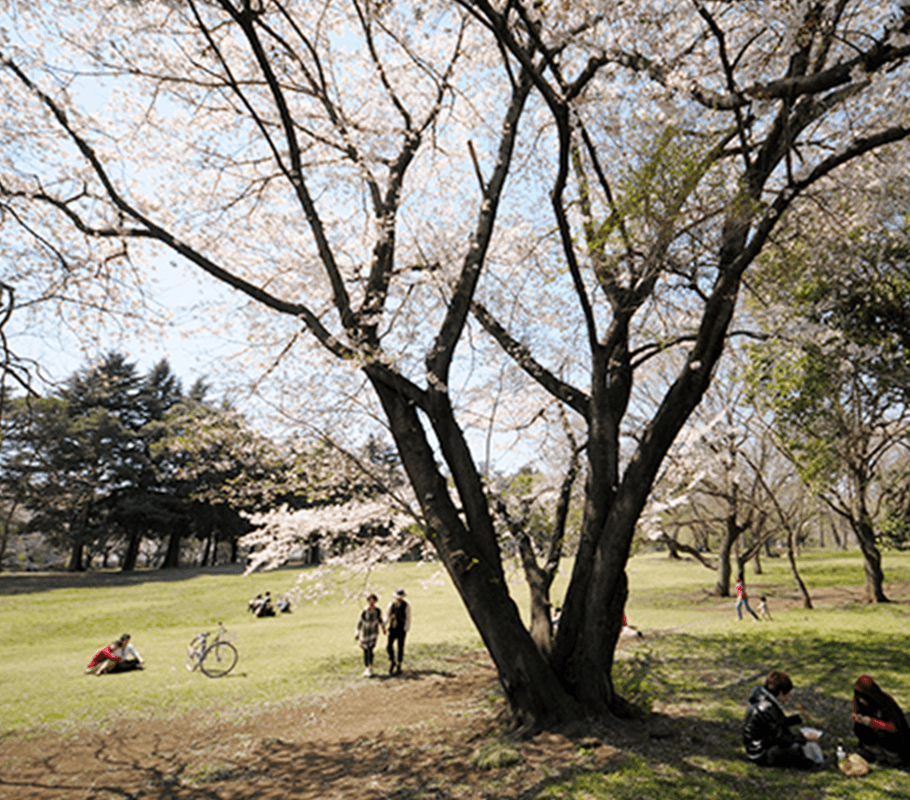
(186, 635, 206, 671)
(200, 641, 238, 678)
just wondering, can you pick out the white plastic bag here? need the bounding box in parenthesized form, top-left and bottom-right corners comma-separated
(803, 741, 824, 764)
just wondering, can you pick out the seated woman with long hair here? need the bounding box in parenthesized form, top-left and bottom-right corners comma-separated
(853, 675, 910, 767)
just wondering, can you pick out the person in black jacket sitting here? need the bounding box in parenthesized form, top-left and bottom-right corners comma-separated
(742, 670, 819, 768)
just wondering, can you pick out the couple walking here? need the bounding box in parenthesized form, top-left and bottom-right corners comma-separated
(355, 588, 411, 677)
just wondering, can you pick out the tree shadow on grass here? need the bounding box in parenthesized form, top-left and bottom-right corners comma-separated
(596, 630, 910, 800)
(0, 563, 248, 595)
(2, 683, 909, 800)
(4, 625, 910, 799)
(0, 723, 478, 800)
(656, 630, 910, 703)
(374, 668, 458, 682)
(0, 560, 318, 595)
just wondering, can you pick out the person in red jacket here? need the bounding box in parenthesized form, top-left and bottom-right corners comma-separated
(84, 633, 145, 675)
(735, 574, 760, 621)
(85, 638, 123, 675)
(853, 674, 910, 767)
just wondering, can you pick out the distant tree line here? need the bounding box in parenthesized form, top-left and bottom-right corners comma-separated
(0, 352, 395, 572)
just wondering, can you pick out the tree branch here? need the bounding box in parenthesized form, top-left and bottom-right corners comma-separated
(425, 66, 533, 388)
(1, 51, 351, 361)
(470, 300, 591, 420)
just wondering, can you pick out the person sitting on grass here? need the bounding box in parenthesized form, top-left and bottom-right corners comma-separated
(252, 591, 276, 617)
(85, 638, 123, 675)
(106, 633, 145, 672)
(852, 674, 910, 767)
(85, 633, 145, 675)
(84, 633, 144, 675)
(742, 669, 820, 768)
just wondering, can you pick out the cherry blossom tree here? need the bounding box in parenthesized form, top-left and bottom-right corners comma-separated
(1, 0, 909, 730)
(241, 497, 426, 591)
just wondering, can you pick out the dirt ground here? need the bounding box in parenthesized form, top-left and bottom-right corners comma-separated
(1, 580, 905, 799)
(0, 652, 633, 800)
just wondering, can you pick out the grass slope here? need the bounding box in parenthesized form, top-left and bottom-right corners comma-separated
(3, 549, 910, 800)
(0, 560, 479, 732)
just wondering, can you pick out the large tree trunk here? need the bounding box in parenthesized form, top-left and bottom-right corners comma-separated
(561, 248, 747, 713)
(200, 529, 213, 567)
(850, 475, 888, 602)
(714, 515, 743, 597)
(0, 500, 19, 573)
(715, 533, 735, 597)
(515, 429, 578, 660)
(371, 378, 582, 733)
(121, 530, 141, 572)
(369, 120, 754, 723)
(855, 518, 887, 602)
(786, 528, 813, 608)
(495, 501, 558, 659)
(67, 506, 90, 572)
(520, 544, 555, 658)
(67, 538, 85, 571)
(161, 529, 181, 569)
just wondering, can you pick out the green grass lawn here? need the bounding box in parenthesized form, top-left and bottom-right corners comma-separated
(0, 559, 481, 733)
(3, 548, 910, 800)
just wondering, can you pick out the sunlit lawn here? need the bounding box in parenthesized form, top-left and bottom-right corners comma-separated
(3, 548, 910, 799)
(0, 559, 479, 732)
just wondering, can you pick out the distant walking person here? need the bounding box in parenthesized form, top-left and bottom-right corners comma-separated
(736, 575, 760, 621)
(355, 593, 385, 677)
(758, 595, 773, 621)
(385, 588, 411, 675)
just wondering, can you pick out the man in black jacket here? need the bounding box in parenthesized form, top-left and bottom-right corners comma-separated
(742, 670, 819, 768)
(385, 588, 411, 675)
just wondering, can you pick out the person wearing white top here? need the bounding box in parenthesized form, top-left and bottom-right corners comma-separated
(95, 633, 145, 674)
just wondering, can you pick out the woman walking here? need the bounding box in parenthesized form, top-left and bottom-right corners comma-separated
(355, 594, 385, 677)
(735, 574, 760, 621)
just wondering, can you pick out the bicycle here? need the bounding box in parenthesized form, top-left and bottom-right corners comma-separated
(186, 622, 238, 678)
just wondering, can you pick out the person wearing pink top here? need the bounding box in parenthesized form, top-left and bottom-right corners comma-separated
(84, 633, 145, 675)
(735, 574, 760, 621)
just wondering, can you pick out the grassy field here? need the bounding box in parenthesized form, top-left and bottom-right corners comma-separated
(0, 559, 481, 733)
(3, 548, 910, 799)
